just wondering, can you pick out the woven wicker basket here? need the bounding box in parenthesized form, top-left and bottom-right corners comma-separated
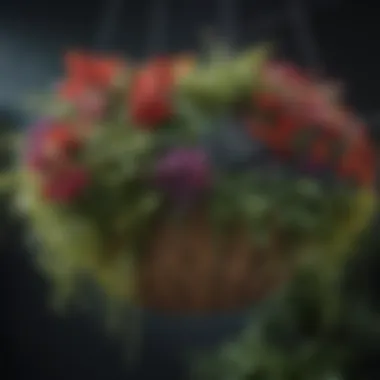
(138, 209, 292, 313)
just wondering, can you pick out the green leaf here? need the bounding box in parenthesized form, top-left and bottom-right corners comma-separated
(0, 132, 23, 152)
(243, 194, 271, 219)
(177, 45, 271, 109)
(295, 179, 324, 200)
(0, 171, 18, 193)
(232, 44, 272, 92)
(25, 93, 74, 118)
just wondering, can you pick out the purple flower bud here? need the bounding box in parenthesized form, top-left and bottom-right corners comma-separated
(154, 148, 211, 201)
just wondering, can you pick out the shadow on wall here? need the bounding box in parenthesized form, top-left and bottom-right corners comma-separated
(0, 0, 104, 113)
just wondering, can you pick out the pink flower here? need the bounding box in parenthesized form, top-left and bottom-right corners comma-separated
(42, 166, 90, 203)
(77, 90, 107, 121)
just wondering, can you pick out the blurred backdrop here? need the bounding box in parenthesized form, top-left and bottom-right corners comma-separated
(0, 0, 379, 379)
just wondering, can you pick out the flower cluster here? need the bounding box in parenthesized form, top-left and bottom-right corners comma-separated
(9, 46, 376, 316)
(25, 51, 376, 207)
(249, 62, 375, 186)
(24, 52, 204, 204)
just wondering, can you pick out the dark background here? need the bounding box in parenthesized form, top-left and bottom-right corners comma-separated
(0, 0, 379, 379)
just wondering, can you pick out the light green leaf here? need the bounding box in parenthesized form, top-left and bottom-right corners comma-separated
(0, 171, 18, 193)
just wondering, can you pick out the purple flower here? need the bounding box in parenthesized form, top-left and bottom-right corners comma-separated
(24, 118, 54, 168)
(154, 148, 211, 201)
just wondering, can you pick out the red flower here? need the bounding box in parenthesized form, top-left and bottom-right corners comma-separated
(59, 51, 125, 97)
(249, 91, 304, 157)
(262, 62, 337, 121)
(42, 166, 90, 203)
(337, 138, 376, 187)
(308, 108, 368, 168)
(31, 123, 83, 173)
(28, 122, 90, 203)
(57, 51, 125, 123)
(255, 92, 283, 111)
(44, 124, 81, 158)
(129, 58, 175, 127)
(262, 61, 309, 94)
(308, 118, 344, 166)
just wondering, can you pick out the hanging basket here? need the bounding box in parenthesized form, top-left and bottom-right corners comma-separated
(0, 46, 376, 322)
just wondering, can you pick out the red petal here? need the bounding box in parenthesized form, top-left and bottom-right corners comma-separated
(64, 51, 92, 80)
(43, 167, 90, 203)
(256, 93, 282, 111)
(337, 141, 376, 186)
(58, 80, 88, 101)
(129, 64, 174, 126)
(44, 124, 76, 143)
(88, 56, 125, 88)
(310, 138, 331, 164)
(41, 124, 82, 162)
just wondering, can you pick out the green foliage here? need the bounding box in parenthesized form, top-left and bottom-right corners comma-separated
(177, 45, 271, 110)
(0, 171, 17, 194)
(193, 221, 380, 380)
(193, 270, 346, 380)
(194, 166, 377, 380)
(209, 168, 366, 266)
